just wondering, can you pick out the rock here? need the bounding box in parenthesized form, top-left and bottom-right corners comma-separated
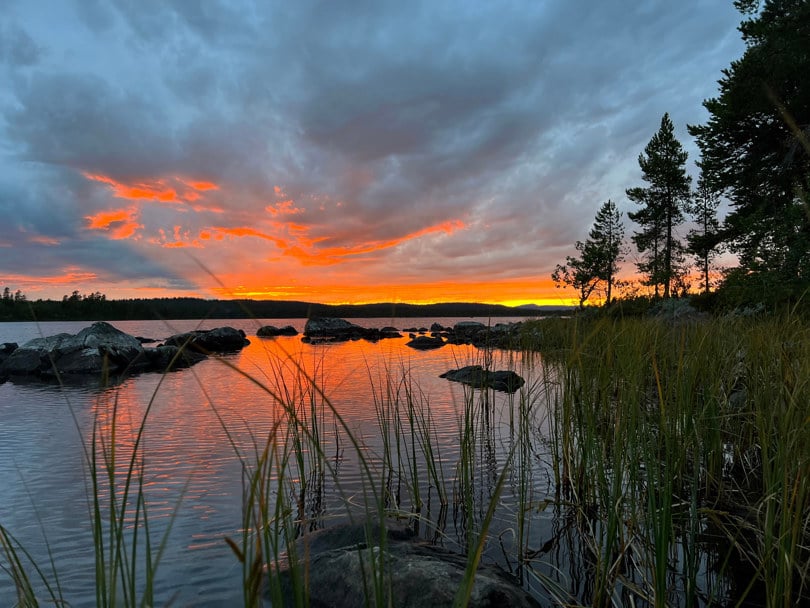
(405, 335, 446, 350)
(440, 365, 525, 393)
(163, 327, 250, 353)
(0, 322, 249, 383)
(269, 520, 541, 608)
(303, 318, 401, 342)
(257, 325, 299, 337)
(143, 345, 207, 371)
(304, 317, 365, 339)
(430, 322, 447, 332)
(453, 321, 487, 336)
(0, 322, 147, 378)
(1, 342, 19, 366)
(380, 326, 402, 338)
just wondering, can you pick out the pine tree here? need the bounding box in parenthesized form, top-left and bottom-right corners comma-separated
(689, 0, 810, 300)
(627, 113, 692, 298)
(552, 200, 625, 307)
(686, 174, 723, 295)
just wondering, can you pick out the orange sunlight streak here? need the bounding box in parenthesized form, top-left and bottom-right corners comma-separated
(83, 172, 220, 207)
(282, 219, 466, 266)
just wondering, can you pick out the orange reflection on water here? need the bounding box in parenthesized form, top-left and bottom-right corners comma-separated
(84, 331, 501, 514)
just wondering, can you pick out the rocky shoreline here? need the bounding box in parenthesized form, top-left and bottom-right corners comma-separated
(0, 321, 250, 384)
(0, 318, 529, 388)
(257, 316, 528, 350)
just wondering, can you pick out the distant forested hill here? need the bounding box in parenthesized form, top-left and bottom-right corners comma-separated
(0, 296, 569, 322)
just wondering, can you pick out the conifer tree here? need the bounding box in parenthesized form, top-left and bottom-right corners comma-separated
(686, 174, 723, 295)
(627, 113, 692, 298)
(689, 0, 810, 300)
(552, 199, 625, 307)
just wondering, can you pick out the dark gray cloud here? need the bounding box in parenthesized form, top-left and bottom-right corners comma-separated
(0, 0, 745, 298)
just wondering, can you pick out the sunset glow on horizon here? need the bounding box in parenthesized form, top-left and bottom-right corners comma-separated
(1, 2, 744, 307)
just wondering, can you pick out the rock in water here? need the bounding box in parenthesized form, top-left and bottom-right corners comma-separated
(405, 335, 446, 350)
(257, 325, 299, 337)
(0, 321, 146, 377)
(268, 520, 542, 608)
(440, 365, 525, 393)
(163, 327, 250, 353)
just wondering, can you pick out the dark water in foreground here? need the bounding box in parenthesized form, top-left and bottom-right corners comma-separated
(0, 318, 551, 606)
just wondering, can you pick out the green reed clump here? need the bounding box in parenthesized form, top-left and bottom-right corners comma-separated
(523, 313, 810, 607)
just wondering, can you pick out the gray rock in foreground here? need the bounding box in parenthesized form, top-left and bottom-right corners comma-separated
(268, 520, 541, 608)
(440, 365, 525, 393)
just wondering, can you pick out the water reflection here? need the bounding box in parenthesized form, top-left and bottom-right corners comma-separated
(2, 320, 540, 605)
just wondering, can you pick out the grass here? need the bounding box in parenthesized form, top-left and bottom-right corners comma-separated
(524, 313, 810, 607)
(1, 314, 809, 606)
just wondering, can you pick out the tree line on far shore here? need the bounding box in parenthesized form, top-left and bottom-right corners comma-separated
(0, 290, 558, 323)
(552, 0, 809, 312)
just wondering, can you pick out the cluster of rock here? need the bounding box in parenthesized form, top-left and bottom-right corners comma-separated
(256, 317, 526, 350)
(0, 322, 250, 384)
(300, 317, 402, 343)
(268, 519, 542, 608)
(407, 321, 525, 350)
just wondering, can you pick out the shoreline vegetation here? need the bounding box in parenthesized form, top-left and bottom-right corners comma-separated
(2, 312, 808, 606)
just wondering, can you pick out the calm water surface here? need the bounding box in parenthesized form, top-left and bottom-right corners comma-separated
(0, 318, 550, 606)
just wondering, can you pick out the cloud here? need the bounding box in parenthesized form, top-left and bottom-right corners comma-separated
(0, 0, 746, 302)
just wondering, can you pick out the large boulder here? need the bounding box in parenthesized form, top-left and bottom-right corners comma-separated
(269, 520, 541, 608)
(440, 365, 525, 393)
(163, 327, 250, 353)
(0, 322, 146, 378)
(0, 323, 251, 383)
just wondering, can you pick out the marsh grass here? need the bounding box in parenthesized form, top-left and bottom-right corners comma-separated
(2, 314, 809, 607)
(525, 314, 810, 607)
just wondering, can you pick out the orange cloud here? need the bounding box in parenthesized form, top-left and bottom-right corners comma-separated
(282, 219, 466, 266)
(83, 172, 220, 209)
(3, 269, 99, 288)
(209, 226, 288, 249)
(85, 208, 142, 239)
(266, 199, 304, 216)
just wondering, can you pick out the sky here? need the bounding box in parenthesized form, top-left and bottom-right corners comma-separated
(0, 1, 745, 306)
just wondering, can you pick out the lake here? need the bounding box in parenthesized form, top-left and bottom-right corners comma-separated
(0, 318, 551, 606)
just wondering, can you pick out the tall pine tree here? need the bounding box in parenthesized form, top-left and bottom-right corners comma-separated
(627, 113, 692, 298)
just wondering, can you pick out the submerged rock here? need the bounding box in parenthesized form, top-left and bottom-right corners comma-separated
(268, 520, 541, 608)
(440, 365, 525, 393)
